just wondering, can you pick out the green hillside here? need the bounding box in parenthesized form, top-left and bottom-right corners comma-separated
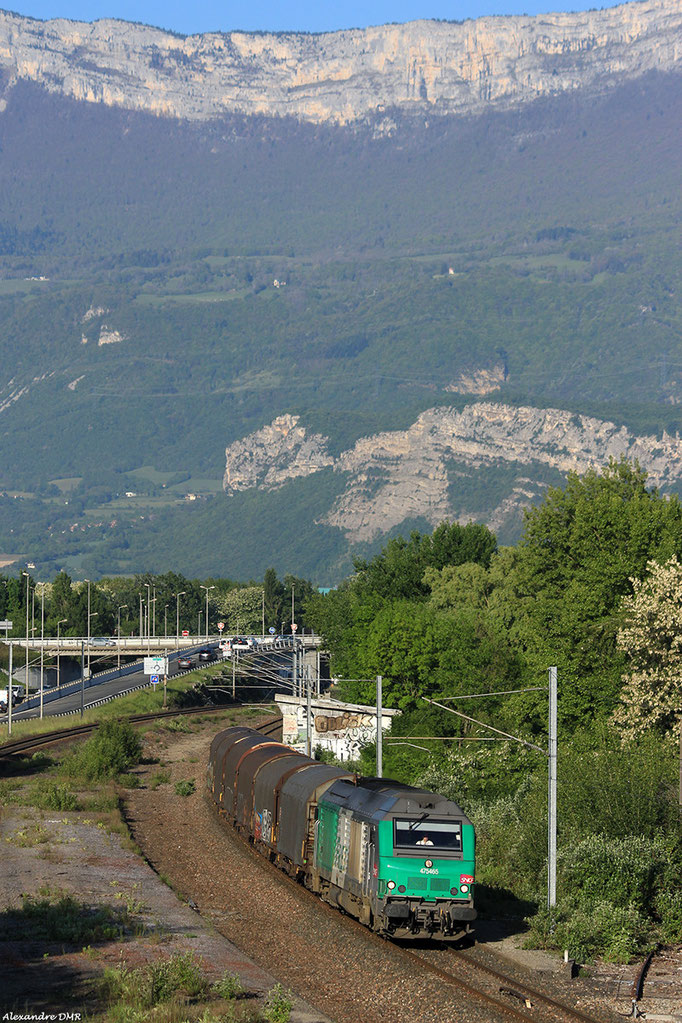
(0, 72, 680, 579)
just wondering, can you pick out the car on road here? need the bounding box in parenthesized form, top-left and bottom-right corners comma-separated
(231, 636, 252, 652)
(198, 648, 215, 662)
(177, 656, 194, 669)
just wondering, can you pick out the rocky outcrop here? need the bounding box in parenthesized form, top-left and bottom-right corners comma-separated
(223, 402, 682, 542)
(0, 1, 679, 125)
(223, 413, 333, 492)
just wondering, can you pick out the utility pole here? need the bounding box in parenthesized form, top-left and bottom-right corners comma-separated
(23, 571, 29, 697)
(306, 666, 312, 758)
(376, 675, 383, 778)
(232, 651, 236, 700)
(548, 666, 558, 910)
(80, 640, 85, 718)
(8, 642, 12, 736)
(293, 648, 297, 699)
(86, 579, 91, 677)
(175, 591, 185, 650)
(117, 605, 127, 675)
(39, 583, 45, 720)
(57, 619, 67, 689)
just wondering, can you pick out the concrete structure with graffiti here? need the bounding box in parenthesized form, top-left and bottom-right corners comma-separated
(275, 694, 401, 762)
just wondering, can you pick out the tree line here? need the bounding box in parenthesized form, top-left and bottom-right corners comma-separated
(305, 458, 682, 961)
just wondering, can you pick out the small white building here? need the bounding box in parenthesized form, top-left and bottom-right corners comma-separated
(275, 693, 400, 762)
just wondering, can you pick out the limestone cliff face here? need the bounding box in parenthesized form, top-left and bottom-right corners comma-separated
(223, 414, 333, 492)
(0, 0, 679, 124)
(223, 403, 682, 542)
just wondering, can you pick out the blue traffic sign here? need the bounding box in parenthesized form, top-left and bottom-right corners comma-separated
(269, 627, 276, 634)
(150, 674, 159, 685)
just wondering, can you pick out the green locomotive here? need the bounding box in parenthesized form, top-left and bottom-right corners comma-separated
(208, 726, 476, 941)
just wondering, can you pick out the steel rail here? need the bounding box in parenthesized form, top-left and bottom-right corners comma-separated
(203, 722, 611, 1023)
(0, 707, 281, 758)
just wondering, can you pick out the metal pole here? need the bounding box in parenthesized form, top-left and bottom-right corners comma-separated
(291, 584, 294, 632)
(39, 584, 44, 720)
(153, 586, 156, 638)
(24, 572, 29, 697)
(293, 648, 297, 699)
(139, 594, 143, 640)
(232, 651, 236, 700)
(306, 666, 312, 758)
(262, 589, 265, 640)
(164, 605, 168, 640)
(205, 589, 209, 644)
(86, 579, 91, 677)
(548, 666, 558, 910)
(8, 641, 12, 736)
(146, 583, 151, 651)
(316, 649, 320, 697)
(176, 592, 185, 649)
(57, 619, 67, 689)
(376, 675, 383, 778)
(80, 640, 85, 718)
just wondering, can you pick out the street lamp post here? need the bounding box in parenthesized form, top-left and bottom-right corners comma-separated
(138, 593, 143, 640)
(39, 582, 46, 719)
(85, 579, 91, 676)
(56, 618, 67, 689)
(200, 585, 214, 645)
(262, 589, 265, 640)
(145, 583, 151, 651)
(164, 604, 168, 640)
(175, 591, 185, 650)
(88, 611, 98, 677)
(117, 605, 127, 674)
(197, 611, 202, 638)
(22, 571, 30, 697)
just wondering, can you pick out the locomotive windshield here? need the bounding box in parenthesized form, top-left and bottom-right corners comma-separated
(393, 818, 462, 853)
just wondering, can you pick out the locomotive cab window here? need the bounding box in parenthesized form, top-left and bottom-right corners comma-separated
(393, 818, 462, 854)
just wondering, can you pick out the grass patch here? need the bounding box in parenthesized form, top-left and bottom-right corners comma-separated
(149, 770, 171, 790)
(2, 889, 141, 944)
(174, 779, 195, 797)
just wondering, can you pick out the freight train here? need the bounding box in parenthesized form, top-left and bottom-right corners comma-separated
(207, 725, 476, 941)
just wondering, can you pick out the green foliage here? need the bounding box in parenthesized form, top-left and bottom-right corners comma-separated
(263, 984, 294, 1023)
(211, 972, 244, 999)
(30, 780, 80, 811)
(149, 770, 171, 790)
(5, 892, 134, 944)
(174, 779, 196, 797)
(63, 719, 142, 781)
(98, 951, 209, 1011)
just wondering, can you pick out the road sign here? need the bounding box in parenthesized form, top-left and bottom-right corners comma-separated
(150, 674, 159, 686)
(182, 629, 189, 638)
(269, 627, 276, 635)
(217, 622, 225, 632)
(291, 623, 298, 632)
(144, 656, 167, 675)
(0, 619, 13, 630)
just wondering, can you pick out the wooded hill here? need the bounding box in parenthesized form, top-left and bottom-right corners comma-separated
(0, 66, 680, 580)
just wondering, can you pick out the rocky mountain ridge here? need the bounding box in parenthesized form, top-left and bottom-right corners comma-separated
(0, 0, 680, 124)
(224, 404, 682, 542)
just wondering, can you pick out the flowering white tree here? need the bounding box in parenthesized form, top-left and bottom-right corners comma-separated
(614, 556, 682, 742)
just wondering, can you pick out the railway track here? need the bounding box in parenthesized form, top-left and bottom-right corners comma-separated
(0, 705, 281, 759)
(204, 723, 618, 1023)
(4, 713, 615, 1022)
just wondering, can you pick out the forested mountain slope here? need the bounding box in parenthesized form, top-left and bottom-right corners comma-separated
(0, 4, 679, 581)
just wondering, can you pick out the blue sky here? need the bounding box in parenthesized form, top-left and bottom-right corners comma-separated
(5, 2, 625, 35)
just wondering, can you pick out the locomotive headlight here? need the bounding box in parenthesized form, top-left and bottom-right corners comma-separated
(460, 884, 470, 893)
(425, 859, 433, 868)
(387, 880, 396, 890)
